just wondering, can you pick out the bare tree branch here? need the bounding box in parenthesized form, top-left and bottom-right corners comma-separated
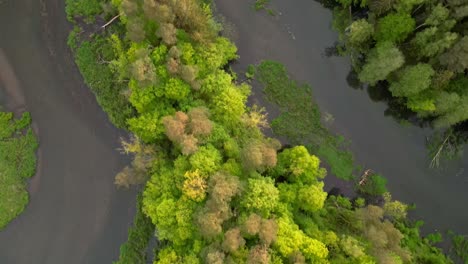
(430, 134, 450, 168)
(101, 14, 121, 29)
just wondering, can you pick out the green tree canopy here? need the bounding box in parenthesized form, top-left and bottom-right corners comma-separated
(439, 36, 468, 73)
(358, 42, 405, 85)
(389, 63, 435, 97)
(374, 12, 415, 43)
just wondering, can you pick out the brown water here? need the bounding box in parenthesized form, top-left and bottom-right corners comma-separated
(0, 0, 136, 263)
(215, 0, 468, 236)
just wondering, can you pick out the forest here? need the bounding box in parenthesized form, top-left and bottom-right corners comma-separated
(64, 0, 465, 263)
(331, 0, 468, 128)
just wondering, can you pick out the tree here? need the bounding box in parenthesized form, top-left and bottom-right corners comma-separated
(433, 93, 468, 127)
(180, 134, 199, 155)
(368, 0, 395, 15)
(340, 236, 366, 258)
(394, 0, 425, 13)
(222, 228, 245, 252)
(259, 219, 278, 245)
(183, 170, 208, 202)
(166, 57, 180, 75)
(241, 141, 278, 172)
(212, 85, 248, 125)
(359, 206, 411, 263)
(127, 18, 146, 43)
(130, 50, 157, 86)
(197, 211, 225, 238)
(162, 78, 191, 100)
(208, 172, 241, 205)
(180, 65, 199, 89)
(274, 146, 326, 184)
(375, 13, 415, 43)
(425, 4, 451, 27)
(389, 63, 435, 97)
(157, 23, 178, 45)
(297, 182, 327, 213)
(348, 19, 374, 50)
(359, 174, 388, 196)
(189, 145, 222, 175)
(163, 111, 188, 142)
(447, 0, 468, 19)
(205, 249, 225, 264)
(275, 217, 328, 260)
(188, 107, 213, 137)
(358, 42, 405, 85)
(383, 192, 408, 220)
(247, 245, 270, 264)
(144, 197, 197, 245)
(121, 0, 138, 17)
(143, 0, 174, 23)
(115, 166, 146, 188)
(243, 213, 262, 236)
(439, 36, 468, 73)
(241, 177, 279, 217)
(411, 28, 458, 58)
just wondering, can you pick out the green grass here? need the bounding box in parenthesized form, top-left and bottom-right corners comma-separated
(73, 37, 135, 128)
(0, 112, 38, 229)
(316, 144, 356, 180)
(65, 0, 103, 22)
(358, 173, 387, 196)
(449, 231, 468, 264)
(114, 194, 155, 264)
(254, 0, 271, 11)
(256, 60, 360, 180)
(66, 0, 135, 129)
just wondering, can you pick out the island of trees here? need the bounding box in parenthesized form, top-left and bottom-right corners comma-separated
(65, 0, 465, 263)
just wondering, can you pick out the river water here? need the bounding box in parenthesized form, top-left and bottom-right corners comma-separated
(0, 0, 136, 263)
(215, 0, 468, 236)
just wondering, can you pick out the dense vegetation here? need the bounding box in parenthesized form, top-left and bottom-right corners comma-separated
(66, 0, 455, 263)
(0, 111, 38, 229)
(331, 0, 468, 128)
(255, 61, 359, 181)
(114, 194, 155, 264)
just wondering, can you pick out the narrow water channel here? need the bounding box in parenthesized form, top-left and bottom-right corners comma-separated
(215, 0, 468, 235)
(0, 0, 136, 263)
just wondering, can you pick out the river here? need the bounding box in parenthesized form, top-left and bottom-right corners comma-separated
(0, 0, 136, 263)
(215, 0, 468, 236)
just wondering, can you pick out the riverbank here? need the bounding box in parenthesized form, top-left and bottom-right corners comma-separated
(214, 0, 468, 236)
(0, 0, 136, 263)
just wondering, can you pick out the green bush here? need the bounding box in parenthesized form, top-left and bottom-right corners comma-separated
(65, 0, 103, 22)
(359, 173, 387, 196)
(75, 38, 135, 128)
(0, 112, 38, 229)
(114, 194, 155, 264)
(317, 144, 355, 180)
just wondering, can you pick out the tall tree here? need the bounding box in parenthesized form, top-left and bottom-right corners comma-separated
(358, 42, 405, 85)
